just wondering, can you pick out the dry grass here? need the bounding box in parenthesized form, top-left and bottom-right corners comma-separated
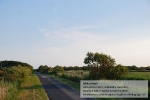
(0, 80, 15, 100)
(65, 70, 89, 78)
(0, 81, 8, 100)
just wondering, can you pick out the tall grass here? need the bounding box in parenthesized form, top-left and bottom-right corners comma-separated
(0, 80, 9, 100)
(65, 70, 89, 78)
(0, 80, 18, 100)
(54, 70, 89, 83)
(61, 73, 82, 82)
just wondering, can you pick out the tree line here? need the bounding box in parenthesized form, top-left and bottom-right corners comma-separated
(37, 52, 127, 80)
(37, 52, 150, 80)
(0, 60, 33, 70)
(37, 65, 90, 73)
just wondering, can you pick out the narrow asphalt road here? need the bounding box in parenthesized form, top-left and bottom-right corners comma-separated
(36, 72, 95, 100)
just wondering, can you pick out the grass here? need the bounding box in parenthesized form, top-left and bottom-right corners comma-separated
(65, 70, 89, 78)
(0, 80, 13, 100)
(120, 72, 150, 87)
(0, 73, 48, 100)
(50, 74, 80, 91)
(120, 72, 150, 80)
(14, 73, 48, 100)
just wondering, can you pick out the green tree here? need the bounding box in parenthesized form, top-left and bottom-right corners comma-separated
(110, 64, 128, 79)
(130, 65, 137, 70)
(74, 66, 80, 70)
(84, 52, 128, 79)
(37, 65, 49, 73)
(52, 65, 64, 75)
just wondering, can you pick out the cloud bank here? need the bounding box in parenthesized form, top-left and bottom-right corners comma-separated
(36, 26, 150, 67)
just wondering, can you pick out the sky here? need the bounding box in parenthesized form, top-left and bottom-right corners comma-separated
(0, 0, 150, 69)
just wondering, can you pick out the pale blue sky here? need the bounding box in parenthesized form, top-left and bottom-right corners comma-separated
(0, 0, 150, 68)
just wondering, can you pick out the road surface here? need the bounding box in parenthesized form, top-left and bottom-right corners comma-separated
(36, 72, 95, 100)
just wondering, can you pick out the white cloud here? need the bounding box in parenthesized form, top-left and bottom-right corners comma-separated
(36, 26, 110, 66)
(38, 26, 110, 43)
(37, 26, 150, 67)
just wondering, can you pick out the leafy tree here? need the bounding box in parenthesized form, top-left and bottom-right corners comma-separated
(63, 66, 67, 70)
(63, 66, 75, 70)
(47, 67, 53, 72)
(37, 65, 49, 73)
(146, 66, 150, 70)
(84, 52, 128, 79)
(54, 65, 64, 72)
(130, 65, 137, 70)
(68, 66, 74, 70)
(52, 65, 64, 75)
(84, 52, 95, 67)
(110, 64, 128, 79)
(81, 66, 90, 70)
(74, 66, 80, 70)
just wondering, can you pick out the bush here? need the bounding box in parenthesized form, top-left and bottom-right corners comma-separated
(4, 66, 32, 87)
(37, 65, 49, 73)
(0, 70, 7, 77)
(110, 64, 129, 79)
(52, 65, 64, 75)
(4, 74, 18, 82)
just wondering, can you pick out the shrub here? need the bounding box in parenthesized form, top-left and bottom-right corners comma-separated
(37, 65, 49, 73)
(0, 70, 7, 77)
(4, 66, 32, 87)
(52, 65, 64, 75)
(110, 64, 129, 79)
(4, 74, 18, 82)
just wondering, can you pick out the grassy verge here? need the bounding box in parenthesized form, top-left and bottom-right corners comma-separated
(49, 74, 80, 91)
(4, 73, 48, 100)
